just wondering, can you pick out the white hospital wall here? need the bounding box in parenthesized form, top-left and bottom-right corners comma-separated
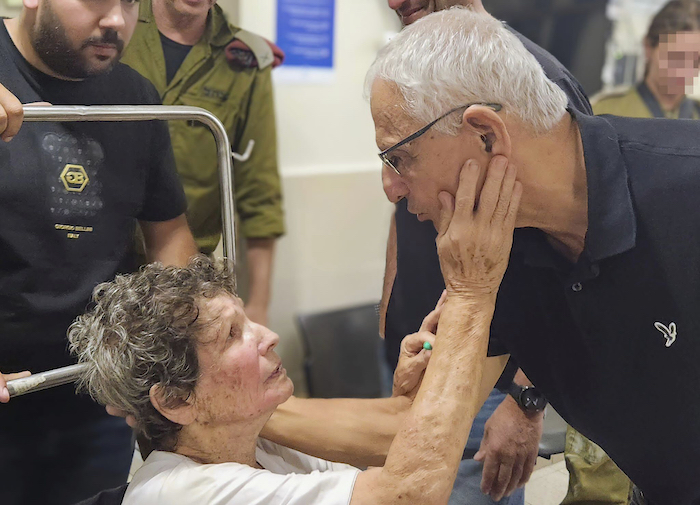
(0, 4, 18, 17)
(217, 0, 240, 22)
(239, 0, 399, 394)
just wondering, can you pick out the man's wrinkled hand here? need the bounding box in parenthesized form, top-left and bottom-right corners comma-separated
(474, 396, 543, 500)
(393, 331, 434, 399)
(436, 155, 522, 300)
(0, 370, 31, 403)
(392, 291, 445, 399)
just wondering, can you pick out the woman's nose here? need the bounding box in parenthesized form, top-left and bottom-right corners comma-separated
(257, 325, 280, 355)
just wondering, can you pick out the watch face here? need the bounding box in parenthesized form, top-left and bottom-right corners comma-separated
(521, 389, 547, 411)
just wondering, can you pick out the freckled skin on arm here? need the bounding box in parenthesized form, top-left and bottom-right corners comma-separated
(268, 156, 521, 505)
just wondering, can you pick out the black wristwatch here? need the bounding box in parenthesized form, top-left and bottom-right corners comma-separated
(507, 382, 548, 412)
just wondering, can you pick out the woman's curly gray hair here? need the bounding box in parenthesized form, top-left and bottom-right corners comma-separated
(68, 255, 236, 452)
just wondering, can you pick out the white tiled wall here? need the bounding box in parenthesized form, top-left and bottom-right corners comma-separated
(268, 167, 394, 396)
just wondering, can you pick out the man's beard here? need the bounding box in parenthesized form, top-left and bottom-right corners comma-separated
(30, 0, 124, 79)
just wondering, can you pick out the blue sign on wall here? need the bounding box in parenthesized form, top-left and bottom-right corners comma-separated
(276, 0, 336, 70)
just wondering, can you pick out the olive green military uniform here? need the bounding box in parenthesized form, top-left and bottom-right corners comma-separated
(562, 425, 633, 505)
(562, 83, 700, 505)
(122, 0, 285, 254)
(592, 85, 700, 119)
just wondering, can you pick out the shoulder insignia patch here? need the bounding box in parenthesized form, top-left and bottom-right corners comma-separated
(226, 29, 285, 70)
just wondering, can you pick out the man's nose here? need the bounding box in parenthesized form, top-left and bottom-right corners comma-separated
(100, 2, 127, 32)
(382, 164, 408, 203)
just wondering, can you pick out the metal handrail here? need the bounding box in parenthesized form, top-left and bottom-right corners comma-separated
(7, 105, 238, 398)
(7, 364, 88, 398)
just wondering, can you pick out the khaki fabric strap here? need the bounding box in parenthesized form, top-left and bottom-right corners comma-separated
(233, 29, 274, 70)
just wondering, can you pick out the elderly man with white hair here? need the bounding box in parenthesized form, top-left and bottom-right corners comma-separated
(381, 3, 592, 504)
(366, 7, 700, 505)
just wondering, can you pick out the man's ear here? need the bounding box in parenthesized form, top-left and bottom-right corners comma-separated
(461, 105, 512, 158)
(23, 0, 39, 10)
(149, 384, 197, 426)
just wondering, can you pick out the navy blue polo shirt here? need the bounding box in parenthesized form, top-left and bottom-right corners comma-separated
(384, 26, 593, 373)
(492, 110, 700, 505)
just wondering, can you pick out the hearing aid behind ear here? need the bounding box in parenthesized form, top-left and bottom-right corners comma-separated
(481, 134, 493, 153)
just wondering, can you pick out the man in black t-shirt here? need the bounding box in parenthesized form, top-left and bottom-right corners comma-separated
(382, 1, 593, 503)
(0, 2, 198, 504)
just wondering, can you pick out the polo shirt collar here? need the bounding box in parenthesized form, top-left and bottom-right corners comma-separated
(137, 0, 235, 48)
(514, 109, 637, 267)
(575, 109, 637, 263)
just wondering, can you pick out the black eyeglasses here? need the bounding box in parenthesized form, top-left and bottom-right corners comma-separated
(378, 102, 502, 175)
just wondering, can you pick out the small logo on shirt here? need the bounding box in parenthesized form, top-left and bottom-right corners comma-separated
(60, 164, 89, 193)
(654, 322, 677, 348)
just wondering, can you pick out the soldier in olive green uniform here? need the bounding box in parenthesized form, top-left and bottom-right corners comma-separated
(592, 1, 700, 121)
(563, 2, 700, 505)
(593, 83, 700, 119)
(122, 0, 284, 325)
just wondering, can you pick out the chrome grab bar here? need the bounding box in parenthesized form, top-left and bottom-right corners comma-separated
(6, 105, 239, 398)
(7, 364, 89, 398)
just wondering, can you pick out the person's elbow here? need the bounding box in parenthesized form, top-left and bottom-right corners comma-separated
(351, 467, 451, 505)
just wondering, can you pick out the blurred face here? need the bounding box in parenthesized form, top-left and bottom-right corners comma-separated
(372, 80, 488, 225)
(647, 31, 700, 95)
(387, 0, 472, 26)
(30, 0, 138, 78)
(192, 295, 293, 425)
(161, 0, 216, 18)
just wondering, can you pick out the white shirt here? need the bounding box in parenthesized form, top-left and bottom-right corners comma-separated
(123, 439, 360, 505)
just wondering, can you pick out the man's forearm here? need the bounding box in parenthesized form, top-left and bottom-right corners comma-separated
(370, 297, 495, 504)
(262, 395, 410, 468)
(245, 237, 275, 324)
(507, 368, 544, 419)
(141, 215, 198, 267)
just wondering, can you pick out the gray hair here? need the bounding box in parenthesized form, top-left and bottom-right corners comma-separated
(68, 255, 237, 452)
(365, 7, 568, 135)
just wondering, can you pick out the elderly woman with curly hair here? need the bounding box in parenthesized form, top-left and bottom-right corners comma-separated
(66, 129, 519, 504)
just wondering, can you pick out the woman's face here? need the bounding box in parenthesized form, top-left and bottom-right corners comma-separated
(648, 31, 700, 95)
(191, 295, 293, 425)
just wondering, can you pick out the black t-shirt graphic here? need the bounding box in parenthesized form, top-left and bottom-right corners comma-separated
(0, 22, 187, 375)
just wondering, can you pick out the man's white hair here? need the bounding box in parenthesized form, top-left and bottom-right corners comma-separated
(365, 7, 569, 135)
